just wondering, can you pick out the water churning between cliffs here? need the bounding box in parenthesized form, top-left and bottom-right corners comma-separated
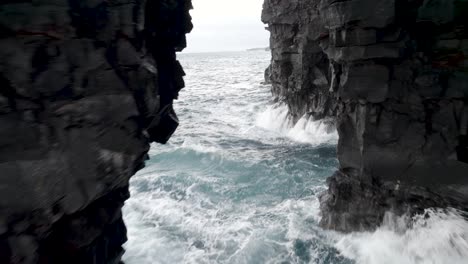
(122, 51, 468, 264)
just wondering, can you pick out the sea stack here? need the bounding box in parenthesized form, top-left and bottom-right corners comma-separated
(0, 1, 192, 263)
(262, 0, 468, 231)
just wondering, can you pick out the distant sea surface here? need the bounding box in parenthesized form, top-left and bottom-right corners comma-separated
(123, 51, 468, 264)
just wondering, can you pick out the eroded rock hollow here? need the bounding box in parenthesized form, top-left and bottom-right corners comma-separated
(262, 0, 468, 231)
(0, 0, 192, 263)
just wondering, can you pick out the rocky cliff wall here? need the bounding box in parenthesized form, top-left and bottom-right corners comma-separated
(0, 0, 192, 263)
(263, 0, 468, 231)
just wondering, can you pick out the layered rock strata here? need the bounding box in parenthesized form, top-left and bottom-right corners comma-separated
(263, 0, 468, 231)
(0, 0, 192, 263)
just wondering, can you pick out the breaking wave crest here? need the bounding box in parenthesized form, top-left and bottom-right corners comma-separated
(335, 209, 468, 264)
(256, 104, 338, 145)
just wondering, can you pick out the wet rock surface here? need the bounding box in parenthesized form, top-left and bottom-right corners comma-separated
(263, 0, 468, 232)
(0, 0, 192, 263)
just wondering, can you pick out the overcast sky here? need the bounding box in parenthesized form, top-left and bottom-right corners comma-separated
(183, 0, 270, 53)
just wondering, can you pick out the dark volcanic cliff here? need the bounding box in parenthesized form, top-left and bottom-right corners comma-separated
(0, 0, 192, 263)
(263, 0, 468, 231)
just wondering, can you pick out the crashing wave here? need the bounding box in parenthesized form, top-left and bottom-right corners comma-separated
(335, 209, 468, 264)
(255, 104, 338, 145)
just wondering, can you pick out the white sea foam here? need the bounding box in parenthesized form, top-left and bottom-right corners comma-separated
(180, 138, 221, 154)
(256, 104, 338, 145)
(335, 209, 468, 264)
(123, 187, 308, 263)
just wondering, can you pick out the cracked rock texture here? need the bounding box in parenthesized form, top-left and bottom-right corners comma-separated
(0, 0, 192, 263)
(263, 0, 468, 231)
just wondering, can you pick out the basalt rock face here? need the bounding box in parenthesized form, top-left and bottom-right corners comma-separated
(0, 0, 192, 263)
(262, 0, 337, 122)
(263, 0, 468, 232)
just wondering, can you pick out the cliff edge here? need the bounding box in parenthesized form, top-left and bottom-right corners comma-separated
(263, 0, 468, 231)
(0, 0, 192, 263)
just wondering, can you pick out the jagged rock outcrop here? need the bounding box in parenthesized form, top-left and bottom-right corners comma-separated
(263, 0, 468, 231)
(0, 0, 192, 263)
